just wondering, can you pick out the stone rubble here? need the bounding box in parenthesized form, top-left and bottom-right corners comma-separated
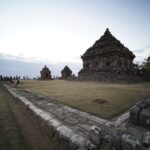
(130, 97, 150, 129)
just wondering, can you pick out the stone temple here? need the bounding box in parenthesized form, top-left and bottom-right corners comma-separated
(78, 28, 135, 81)
(40, 65, 52, 80)
(61, 66, 72, 79)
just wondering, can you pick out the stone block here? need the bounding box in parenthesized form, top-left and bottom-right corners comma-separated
(90, 125, 102, 146)
(140, 108, 150, 128)
(39, 111, 53, 122)
(86, 140, 96, 150)
(64, 118, 79, 125)
(121, 134, 140, 150)
(142, 132, 150, 148)
(101, 134, 113, 150)
(48, 119, 62, 128)
(129, 106, 140, 124)
(144, 98, 150, 108)
(70, 133, 87, 149)
(57, 126, 74, 140)
(33, 108, 43, 117)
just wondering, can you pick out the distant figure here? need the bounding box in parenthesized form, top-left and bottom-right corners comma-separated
(17, 79, 20, 86)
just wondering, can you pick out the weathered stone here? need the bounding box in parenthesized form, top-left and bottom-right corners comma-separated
(101, 134, 113, 150)
(48, 119, 62, 128)
(142, 132, 150, 148)
(55, 113, 65, 120)
(130, 97, 150, 129)
(78, 28, 135, 82)
(90, 115, 107, 124)
(78, 124, 91, 132)
(40, 65, 52, 80)
(64, 118, 79, 125)
(33, 108, 43, 116)
(112, 134, 123, 150)
(90, 125, 102, 146)
(57, 125, 74, 140)
(140, 108, 150, 128)
(86, 140, 96, 150)
(121, 134, 140, 150)
(70, 134, 87, 149)
(112, 112, 129, 127)
(61, 66, 72, 79)
(144, 98, 150, 108)
(129, 106, 140, 124)
(39, 111, 53, 122)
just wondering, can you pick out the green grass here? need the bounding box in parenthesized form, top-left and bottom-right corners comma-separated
(20, 80, 150, 119)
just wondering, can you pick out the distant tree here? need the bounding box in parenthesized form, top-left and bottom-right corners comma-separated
(0, 75, 2, 81)
(141, 55, 150, 79)
(132, 62, 142, 75)
(133, 62, 140, 69)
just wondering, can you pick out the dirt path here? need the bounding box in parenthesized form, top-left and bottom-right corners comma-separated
(0, 84, 55, 150)
(0, 84, 29, 150)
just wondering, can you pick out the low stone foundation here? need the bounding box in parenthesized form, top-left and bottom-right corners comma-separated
(78, 70, 145, 83)
(4, 84, 150, 150)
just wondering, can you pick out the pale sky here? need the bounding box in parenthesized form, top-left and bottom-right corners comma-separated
(0, 0, 150, 74)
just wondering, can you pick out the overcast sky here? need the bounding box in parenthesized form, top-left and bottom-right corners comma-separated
(0, 0, 150, 77)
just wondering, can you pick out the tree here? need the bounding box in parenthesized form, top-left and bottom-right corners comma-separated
(141, 55, 150, 78)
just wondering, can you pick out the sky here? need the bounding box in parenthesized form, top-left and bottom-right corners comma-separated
(0, 0, 150, 77)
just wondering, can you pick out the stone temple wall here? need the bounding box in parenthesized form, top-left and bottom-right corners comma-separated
(82, 55, 134, 72)
(78, 70, 144, 83)
(4, 84, 150, 150)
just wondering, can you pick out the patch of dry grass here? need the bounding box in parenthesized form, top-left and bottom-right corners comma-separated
(20, 80, 150, 119)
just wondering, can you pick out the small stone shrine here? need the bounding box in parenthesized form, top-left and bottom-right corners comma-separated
(78, 28, 135, 81)
(61, 66, 72, 79)
(40, 65, 52, 80)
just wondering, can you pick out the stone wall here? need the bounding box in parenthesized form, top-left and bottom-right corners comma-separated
(4, 84, 150, 150)
(82, 54, 134, 72)
(130, 97, 150, 129)
(78, 70, 145, 83)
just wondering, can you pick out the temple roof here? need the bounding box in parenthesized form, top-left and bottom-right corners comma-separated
(82, 28, 135, 59)
(61, 66, 72, 73)
(41, 65, 51, 72)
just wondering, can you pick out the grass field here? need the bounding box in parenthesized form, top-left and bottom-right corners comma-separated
(20, 80, 150, 119)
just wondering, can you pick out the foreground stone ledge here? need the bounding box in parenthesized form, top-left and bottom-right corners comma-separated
(4, 84, 150, 150)
(5, 85, 91, 149)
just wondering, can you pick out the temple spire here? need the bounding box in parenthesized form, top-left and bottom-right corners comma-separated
(104, 28, 111, 35)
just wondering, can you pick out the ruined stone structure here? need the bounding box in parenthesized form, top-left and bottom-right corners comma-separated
(61, 66, 72, 79)
(130, 97, 150, 129)
(40, 65, 51, 80)
(5, 84, 150, 150)
(78, 28, 135, 81)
